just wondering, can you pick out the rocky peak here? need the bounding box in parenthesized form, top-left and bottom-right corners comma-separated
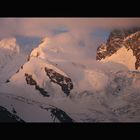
(96, 27, 140, 70)
(108, 27, 140, 40)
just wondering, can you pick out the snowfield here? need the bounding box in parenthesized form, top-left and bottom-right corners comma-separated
(0, 33, 140, 122)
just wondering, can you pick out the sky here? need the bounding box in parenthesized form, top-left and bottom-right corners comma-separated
(0, 18, 140, 57)
(0, 18, 140, 38)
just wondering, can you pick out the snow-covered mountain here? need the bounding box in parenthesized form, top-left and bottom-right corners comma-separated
(2, 37, 74, 98)
(1, 28, 140, 122)
(96, 27, 140, 70)
(0, 38, 19, 68)
(0, 38, 27, 85)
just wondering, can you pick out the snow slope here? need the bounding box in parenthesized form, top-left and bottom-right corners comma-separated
(0, 93, 73, 122)
(100, 46, 137, 70)
(0, 38, 27, 85)
(1, 69, 140, 122)
(1, 32, 140, 122)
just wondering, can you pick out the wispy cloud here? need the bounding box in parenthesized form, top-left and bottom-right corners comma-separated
(0, 18, 140, 59)
(0, 18, 140, 38)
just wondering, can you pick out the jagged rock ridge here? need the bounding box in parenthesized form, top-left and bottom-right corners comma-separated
(96, 27, 140, 70)
(45, 67, 73, 96)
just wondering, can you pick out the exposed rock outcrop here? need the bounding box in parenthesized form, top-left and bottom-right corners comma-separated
(25, 73, 49, 97)
(96, 27, 140, 70)
(45, 67, 73, 96)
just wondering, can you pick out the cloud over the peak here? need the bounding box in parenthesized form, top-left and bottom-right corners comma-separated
(0, 18, 140, 59)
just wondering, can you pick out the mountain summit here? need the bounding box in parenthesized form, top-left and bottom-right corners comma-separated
(96, 27, 140, 70)
(0, 38, 27, 85)
(0, 38, 20, 65)
(0, 38, 20, 53)
(4, 37, 74, 98)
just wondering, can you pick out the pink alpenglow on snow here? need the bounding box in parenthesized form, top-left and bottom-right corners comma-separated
(0, 18, 140, 122)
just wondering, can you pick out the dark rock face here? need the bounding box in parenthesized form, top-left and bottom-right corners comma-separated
(21, 65, 23, 69)
(96, 28, 140, 70)
(25, 73, 49, 97)
(16, 69, 20, 73)
(5, 79, 10, 83)
(50, 108, 73, 122)
(124, 32, 140, 69)
(27, 55, 30, 61)
(44, 67, 73, 96)
(40, 105, 74, 122)
(25, 73, 37, 85)
(0, 106, 24, 122)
